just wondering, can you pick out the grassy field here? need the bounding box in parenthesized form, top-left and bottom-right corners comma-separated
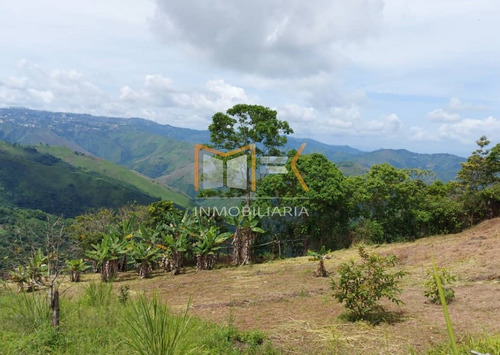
(2, 218, 500, 354)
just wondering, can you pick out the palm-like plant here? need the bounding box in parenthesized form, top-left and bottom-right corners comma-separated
(307, 245, 330, 277)
(229, 213, 265, 266)
(129, 225, 161, 279)
(64, 259, 89, 282)
(160, 211, 193, 275)
(193, 226, 231, 270)
(85, 234, 129, 282)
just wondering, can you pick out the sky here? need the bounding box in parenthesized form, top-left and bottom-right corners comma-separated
(0, 0, 499, 157)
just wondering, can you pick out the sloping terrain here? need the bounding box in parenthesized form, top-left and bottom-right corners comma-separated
(36, 145, 191, 207)
(0, 141, 162, 217)
(72, 218, 500, 354)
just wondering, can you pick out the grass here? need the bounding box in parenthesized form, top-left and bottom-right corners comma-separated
(0, 284, 278, 354)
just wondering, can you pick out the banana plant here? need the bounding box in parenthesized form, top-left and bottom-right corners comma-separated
(64, 259, 89, 282)
(193, 226, 232, 270)
(85, 233, 129, 282)
(307, 245, 330, 277)
(159, 211, 193, 275)
(128, 225, 161, 279)
(229, 212, 265, 266)
(110, 215, 136, 272)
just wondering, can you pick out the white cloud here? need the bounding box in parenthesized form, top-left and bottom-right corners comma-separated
(28, 89, 54, 103)
(438, 116, 500, 143)
(447, 97, 486, 112)
(426, 108, 461, 122)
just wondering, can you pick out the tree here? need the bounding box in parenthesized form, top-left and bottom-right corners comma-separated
(257, 153, 348, 251)
(229, 213, 265, 266)
(9, 215, 66, 327)
(160, 211, 192, 275)
(193, 226, 232, 270)
(68, 208, 116, 272)
(207, 104, 293, 264)
(458, 136, 500, 224)
(85, 233, 128, 282)
(64, 259, 89, 282)
(129, 225, 161, 279)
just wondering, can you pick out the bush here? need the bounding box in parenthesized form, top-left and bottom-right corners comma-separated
(82, 281, 113, 307)
(123, 295, 197, 355)
(331, 247, 406, 321)
(423, 267, 456, 304)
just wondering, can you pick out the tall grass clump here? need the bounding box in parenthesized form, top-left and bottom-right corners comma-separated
(11, 291, 51, 331)
(124, 295, 198, 355)
(81, 281, 113, 307)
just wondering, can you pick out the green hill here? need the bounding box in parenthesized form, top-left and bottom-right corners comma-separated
(0, 141, 164, 217)
(36, 145, 191, 207)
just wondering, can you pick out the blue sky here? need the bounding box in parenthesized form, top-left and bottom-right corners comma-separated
(0, 0, 499, 157)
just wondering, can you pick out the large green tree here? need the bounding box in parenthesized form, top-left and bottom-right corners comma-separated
(257, 153, 348, 251)
(207, 104, 292, 265)
(458, 136, 500, 223)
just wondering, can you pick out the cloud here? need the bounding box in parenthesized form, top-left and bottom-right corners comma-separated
(151, 0, 384, 78)
(426, 108, 461, 122)
(447, 97, 486, 112)
(438, 116, 500, 143)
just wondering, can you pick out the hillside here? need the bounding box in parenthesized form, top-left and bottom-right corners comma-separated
(61, 218, 500, 354)
(0, 141, 163, 217)
(0, 108, 466, 198)
(36, 145, 191, 207)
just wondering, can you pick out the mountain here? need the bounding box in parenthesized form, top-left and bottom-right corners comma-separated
(0, 108, 466, 198)
(0, 140, 178, 217)
(36, 145, 191, 207)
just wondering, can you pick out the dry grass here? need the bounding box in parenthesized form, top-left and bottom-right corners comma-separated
(70, 218, 500, 354)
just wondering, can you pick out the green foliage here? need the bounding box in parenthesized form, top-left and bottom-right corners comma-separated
(423, 267, 456, 304)
(81, 281, 113, 307)
(331, 247, 406, 321)
(7, 291, 51, 332)
(425, 333, 500, 354)
(209, 104, 292, 155)
(307, 245, 329, 261)
(0, 140, 160, 217)
(458, 136, 500, 224)
(124, 295, 197, 355)
(258, 153, 348, 250)
(348, 218, 384, 244)
(37, 145, 191, 207)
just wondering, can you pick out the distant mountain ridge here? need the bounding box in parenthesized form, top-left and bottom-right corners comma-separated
(0, 108, 466, 196)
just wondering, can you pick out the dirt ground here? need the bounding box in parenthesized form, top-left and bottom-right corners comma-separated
(83, 218, 500, 354)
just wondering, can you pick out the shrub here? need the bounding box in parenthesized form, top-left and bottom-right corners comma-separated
(82, 281, 113, 307)
(123, 295, 197, 355)
(423, 267, 456, 304)
(331, 247, 406, 321)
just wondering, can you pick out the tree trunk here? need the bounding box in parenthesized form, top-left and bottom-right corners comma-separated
(101, 260, 118, 282)
(241, 229, 256, 266)
(118, 255, 128, 272)
(196, 254, 216, 271)
(70, 270, 80, 282)
(90, 259, 98, 273)
(171, 252, 183, 275)
(138, 260, 150, 279)
(313, 259, 328, 277)
(49, 285, 60, 328)
(162, 255, 172, 272)
(232, 228, 244, 265)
